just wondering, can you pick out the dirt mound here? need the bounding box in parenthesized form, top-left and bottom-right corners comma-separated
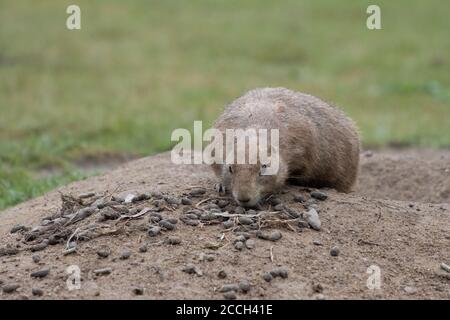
(0, 149, 449, 300)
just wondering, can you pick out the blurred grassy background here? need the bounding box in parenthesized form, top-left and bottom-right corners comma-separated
(1, 0, 449, 209)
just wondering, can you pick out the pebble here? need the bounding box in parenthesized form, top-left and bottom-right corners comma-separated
(311, 191, 328, 201)
(223, 291, 237, 300)
(238, 216, 253, 225)
(120, 250, 131, 260)
(270, 267, 288, 279)
(219, 284, 239, 292)
(159, 220, 176, 231)
(148, 226, 161, 237)
(222, 220, 234, 229)
(2, 283, 20, 293)
(32, 255, 41, 263)
(97, 248, 111, 258)
(330, 246, 340, 257)
(293, 195, 306, 203)
(256, 230, 282, 242)
(30, 268, 50, 278)
(181, 197, 192, 205)
(313, 240, 323, 246)
(239, 280, 251, 293)
(189, 188, 206, 197)
(165, 196, 181, 205)
(10, 225, 26, 234)
(218, 200, 229, 208)
(234, 207, 245, 214)
(93, 267, 112, 276)
(269, 197, 282, 206)
(245, 239, 255, 249)
(273, 204, 284, 211)
(139, 245, 148, 253)
(218, 270, 227, 279)
(440, 262, 450, 273)
(403, 286, 417, 294)
(234, 241, 245, 251)
(166, 218, 178, 224)
(165, 236, 182, 245)
(30, 240, 49, 252)
(32, 288, 44, 296)
(305, 208, 321, 231)
(262, 273, 273, 282)
(182, 264, 197, 275)
(132, 287, 144, 295)
(284, 206, 301, 218)
(312, 283, 324, 293)
(151, 191, 164, 199)
(182, 218, 200, 226)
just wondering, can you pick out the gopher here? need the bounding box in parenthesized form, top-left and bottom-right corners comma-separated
(210, 87, 360, 207)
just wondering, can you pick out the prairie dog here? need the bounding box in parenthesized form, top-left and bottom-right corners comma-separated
(211, 87, 360, 207)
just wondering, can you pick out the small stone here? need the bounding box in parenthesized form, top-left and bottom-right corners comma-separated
(234, 241, 245, 251)
(32, 255, 41, 263)
(132, 287, 144, 295)
(93, 268, 112, 276)
(181, 197, 192, 205)
(218, 270, 227, 279)
(311, 191, 328, 201)
(182, 264, 197, 275)
(165, 196, 181, 205)
(305, 208, 321, 231)
(239, 280, 251, 293)
(223, 291, 237, 300)
(165, 236, 182, 245)
(159, 220, 176, 231)
(139, 245, 148, 253)
(2, 283, 20, 293)
(120, 250, 131, 260)
(124, 194, 136, 203)
(218, 200, 229, 208)
(330, 246, 340, 257)
(166, 218, 178, 224)
(97, 248, 111, 258)
(440, 262, 450, 273)
(148, 226, 162, 237)
(284, 206, 301, 218)
(31, 268, 50, 278)
(219, 284, 239, 292)
(293, 195, 306, 203)
(313, 240, 323, 246)
(273, 204, 284, 211)
(189, 188, 206, 197)
(222, 220, 234, 229)
(10, 225, 26, 234)
(234, 206, 245, 214)
(182, 218, 200, 226)
(151, 191, 164, 199)
(404, 286, 417, 294)
(256, 230, 282, 242)
(270, 267, 288, 279)
(269, 197, 282, 206)
(32, 288, 44, 296)
(30, 240, 49, 252)
(245, 239, 255, 249)
(262, 273, 273, 282)
(298, 220, 309, 228)
(238, 216, 253, 225)
(312, 283, 324, 293)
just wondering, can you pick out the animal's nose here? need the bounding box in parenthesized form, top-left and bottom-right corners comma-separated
(238, 196, 251, 203)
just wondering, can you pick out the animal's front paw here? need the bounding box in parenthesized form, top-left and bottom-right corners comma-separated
(214, 183, 227, 195)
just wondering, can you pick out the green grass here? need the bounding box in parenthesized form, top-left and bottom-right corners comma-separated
(1, 0, 449, 210)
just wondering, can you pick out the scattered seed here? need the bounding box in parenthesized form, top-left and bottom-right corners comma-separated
(218, 270, 227, 279)
(30, 240, 49, 252)
(97, 248, 111, 258)
(222, 220, 234, 229)
(139, 245, 148, 253)
(239, 280, 251, 293)
(238, 216, 253, 225)
(440, 262, 450, 273)
(182, 263, 197, 274)
(32, 255, 41, 263)
(181, 197, 192, 205)
(189, 188, 206, 197)
(165, 196, 181, 205)
(312, 283, 324, 293)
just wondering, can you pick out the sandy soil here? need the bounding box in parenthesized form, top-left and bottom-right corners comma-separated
(0, 149, 449, 300)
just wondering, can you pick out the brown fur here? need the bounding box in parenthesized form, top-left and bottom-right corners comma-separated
(210, 87, 360, 207)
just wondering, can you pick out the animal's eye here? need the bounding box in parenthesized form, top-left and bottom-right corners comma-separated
(228, 166, 233, 174)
